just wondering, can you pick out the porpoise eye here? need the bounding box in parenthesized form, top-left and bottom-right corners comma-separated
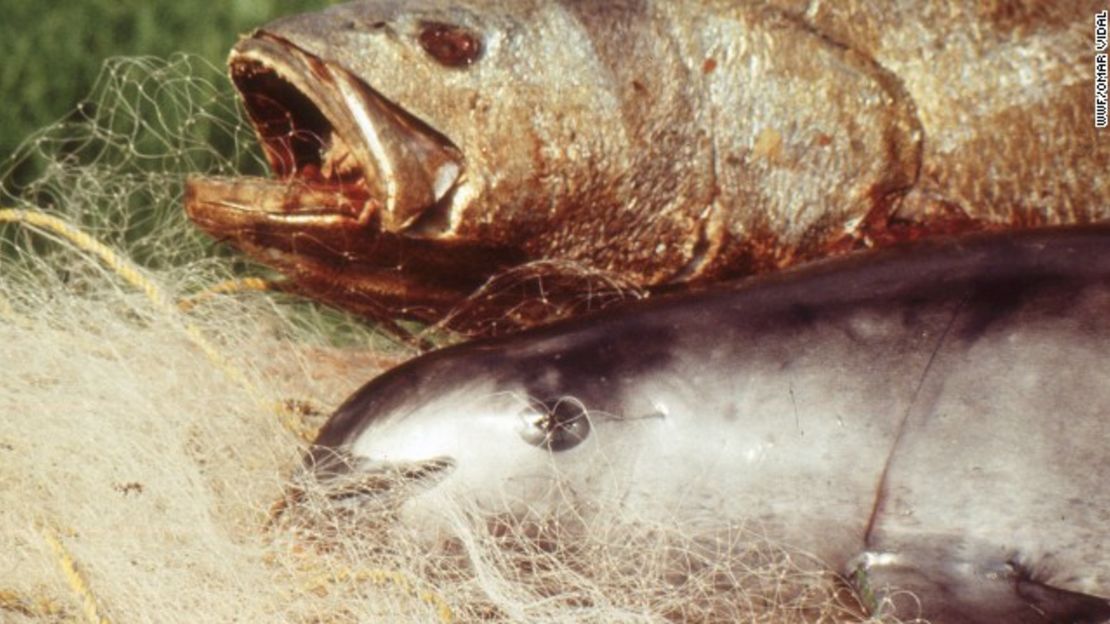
(418, 21, 483, 67)
(517, 398, 591, 452)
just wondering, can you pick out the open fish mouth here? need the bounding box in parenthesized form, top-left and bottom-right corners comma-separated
(189, 33, 463, 232)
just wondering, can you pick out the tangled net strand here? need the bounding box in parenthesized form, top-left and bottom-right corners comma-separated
(0, 55, 906, 623)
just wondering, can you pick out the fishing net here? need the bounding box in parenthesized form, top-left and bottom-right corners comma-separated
(0, 55, 909, 623)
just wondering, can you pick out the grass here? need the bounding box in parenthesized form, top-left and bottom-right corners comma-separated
(0, 0, 339, 181)
(0, 2, 422, 352)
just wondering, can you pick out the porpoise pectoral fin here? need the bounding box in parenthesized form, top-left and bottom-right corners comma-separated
(849, 546, 1110, 624)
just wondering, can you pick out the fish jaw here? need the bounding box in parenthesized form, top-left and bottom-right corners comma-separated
(194, 31, 464, 234)
(182, 27, 505, 325)
(183, 170, 521, 325)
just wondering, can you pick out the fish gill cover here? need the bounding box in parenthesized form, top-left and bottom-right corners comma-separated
(0, 56, 906, 623)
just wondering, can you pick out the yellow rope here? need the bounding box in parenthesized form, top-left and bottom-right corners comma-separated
(4, 208, 453, 620)
(0, 590, 34, 617)
(0, 209, 249, 390)
(39, 525, 110, 624)
(0, 588, 66, 618)
(178, 276, 280, 312)
(0, 208, 316, 441)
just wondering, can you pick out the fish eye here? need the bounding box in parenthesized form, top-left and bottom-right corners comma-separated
(417, 21, 483, 67)
(517, 397, 591, 452)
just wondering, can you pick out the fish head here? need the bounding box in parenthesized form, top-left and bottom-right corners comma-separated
(199, 0, 609, 234)
(185, 0, 620, 328)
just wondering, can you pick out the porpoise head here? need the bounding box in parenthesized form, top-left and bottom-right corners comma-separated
(301, 357, 595, 538)
(298, 316, 684, 537)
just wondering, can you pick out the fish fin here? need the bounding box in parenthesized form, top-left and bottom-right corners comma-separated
(849, 548, 1110, 624)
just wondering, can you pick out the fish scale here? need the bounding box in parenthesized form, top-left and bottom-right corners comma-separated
(185, 1, 1110, 336)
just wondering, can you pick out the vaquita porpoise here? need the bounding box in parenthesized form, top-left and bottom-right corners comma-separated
(303, 226, 1110, 623)
(185, 1, 1109, 333)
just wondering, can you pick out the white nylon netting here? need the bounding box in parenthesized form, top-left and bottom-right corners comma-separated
(0, 55, 905, 623)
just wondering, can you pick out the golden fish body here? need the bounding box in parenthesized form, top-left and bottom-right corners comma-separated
(186, 1, 1108, 333)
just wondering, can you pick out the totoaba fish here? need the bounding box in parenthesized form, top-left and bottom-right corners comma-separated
(300, 226, 1110, 623)
(186, 1, 1110, 334)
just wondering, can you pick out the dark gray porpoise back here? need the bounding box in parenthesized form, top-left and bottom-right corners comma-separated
(311, 226, 1110, 624)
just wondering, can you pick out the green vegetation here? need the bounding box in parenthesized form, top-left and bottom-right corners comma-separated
(0, 0, 338, 162)
(0, 45, 417, 350)
(0, 1, 439, 351)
